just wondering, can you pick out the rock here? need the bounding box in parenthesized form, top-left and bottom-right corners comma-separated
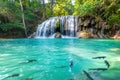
(91, 19, 95, 25)
(28, 32, 36, 38)
(113, 35, 120, 40)
(83, 19, 90, 27)
(112, 30, 120, 40)
(54, 32, 62, 38)
(77, 31, 92, 38)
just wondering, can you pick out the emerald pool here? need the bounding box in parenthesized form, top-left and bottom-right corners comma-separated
(0, 39, 120, 80)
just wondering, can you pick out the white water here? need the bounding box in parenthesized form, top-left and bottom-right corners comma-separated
(35, 16, 78, 38)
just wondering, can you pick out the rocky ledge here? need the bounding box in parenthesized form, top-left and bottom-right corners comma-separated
(77, 31, 92, 38)
(112, 30, 120, 40)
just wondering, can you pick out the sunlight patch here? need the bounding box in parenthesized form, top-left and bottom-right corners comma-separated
(109, 48, 120, 52)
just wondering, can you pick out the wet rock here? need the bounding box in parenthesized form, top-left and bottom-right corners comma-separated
(28, 32, 36, 38)
(113, 31, 120, 40)
(54, 32, 62, 38)
(77, 31, 92, 38)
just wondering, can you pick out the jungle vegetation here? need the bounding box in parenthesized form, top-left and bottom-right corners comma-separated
(0, 0, 120, 38)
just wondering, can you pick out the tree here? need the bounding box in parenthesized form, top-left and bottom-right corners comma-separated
(19, 0, 27, 36)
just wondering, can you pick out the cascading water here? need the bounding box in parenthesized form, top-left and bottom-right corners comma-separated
(36, 17, 58, 38)
(33, 15, 110, 38)
(35, 16, 78, 38)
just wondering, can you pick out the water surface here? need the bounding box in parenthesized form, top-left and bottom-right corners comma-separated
(0, 39, 120, 80)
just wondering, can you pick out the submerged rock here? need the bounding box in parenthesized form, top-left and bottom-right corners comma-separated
(54, 32, 62, 38)
(77, 31, 92, 38)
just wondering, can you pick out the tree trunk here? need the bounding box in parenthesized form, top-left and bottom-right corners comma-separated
(42, 0, 46, 21)
(50, 0, 54, 17)
(19, 0, 27, 37)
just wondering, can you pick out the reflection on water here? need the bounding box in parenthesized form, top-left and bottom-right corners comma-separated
(0, 39, 120, 80)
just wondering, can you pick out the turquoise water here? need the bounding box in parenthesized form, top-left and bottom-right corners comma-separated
(0, 39, 120, 80)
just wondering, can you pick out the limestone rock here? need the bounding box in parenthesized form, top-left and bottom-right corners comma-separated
(83, 19, 90, 27)
(113, 35, 120, 40)
(113, 31, 120, 40)
(77, 31, 92, 38)
(54, 32, 62, 38)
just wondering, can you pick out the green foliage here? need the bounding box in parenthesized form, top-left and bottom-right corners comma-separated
(74, 0, 101, 16)
(55, 19, 60, 29)
(53, 4, 68, 16)
(108, 14, 120, 25)
(53, 0, 74, 16)
(0, 22, 23, 31)
(0, 0, 120, 38)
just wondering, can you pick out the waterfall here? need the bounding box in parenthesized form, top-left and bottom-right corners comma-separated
(35, 16, 78, 38)
(36, 17, 58, 38)
(34, 16, 110, 38)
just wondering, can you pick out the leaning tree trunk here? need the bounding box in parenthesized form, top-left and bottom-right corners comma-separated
(19, 0, 27, 37)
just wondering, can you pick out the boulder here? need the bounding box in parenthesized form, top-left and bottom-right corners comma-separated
(113, 30, 120, 40)
(113, 35, 120, 40)
(28, 32, 36, 38)
(54, 32, 62, 38)
(77, 31, 92, 38)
